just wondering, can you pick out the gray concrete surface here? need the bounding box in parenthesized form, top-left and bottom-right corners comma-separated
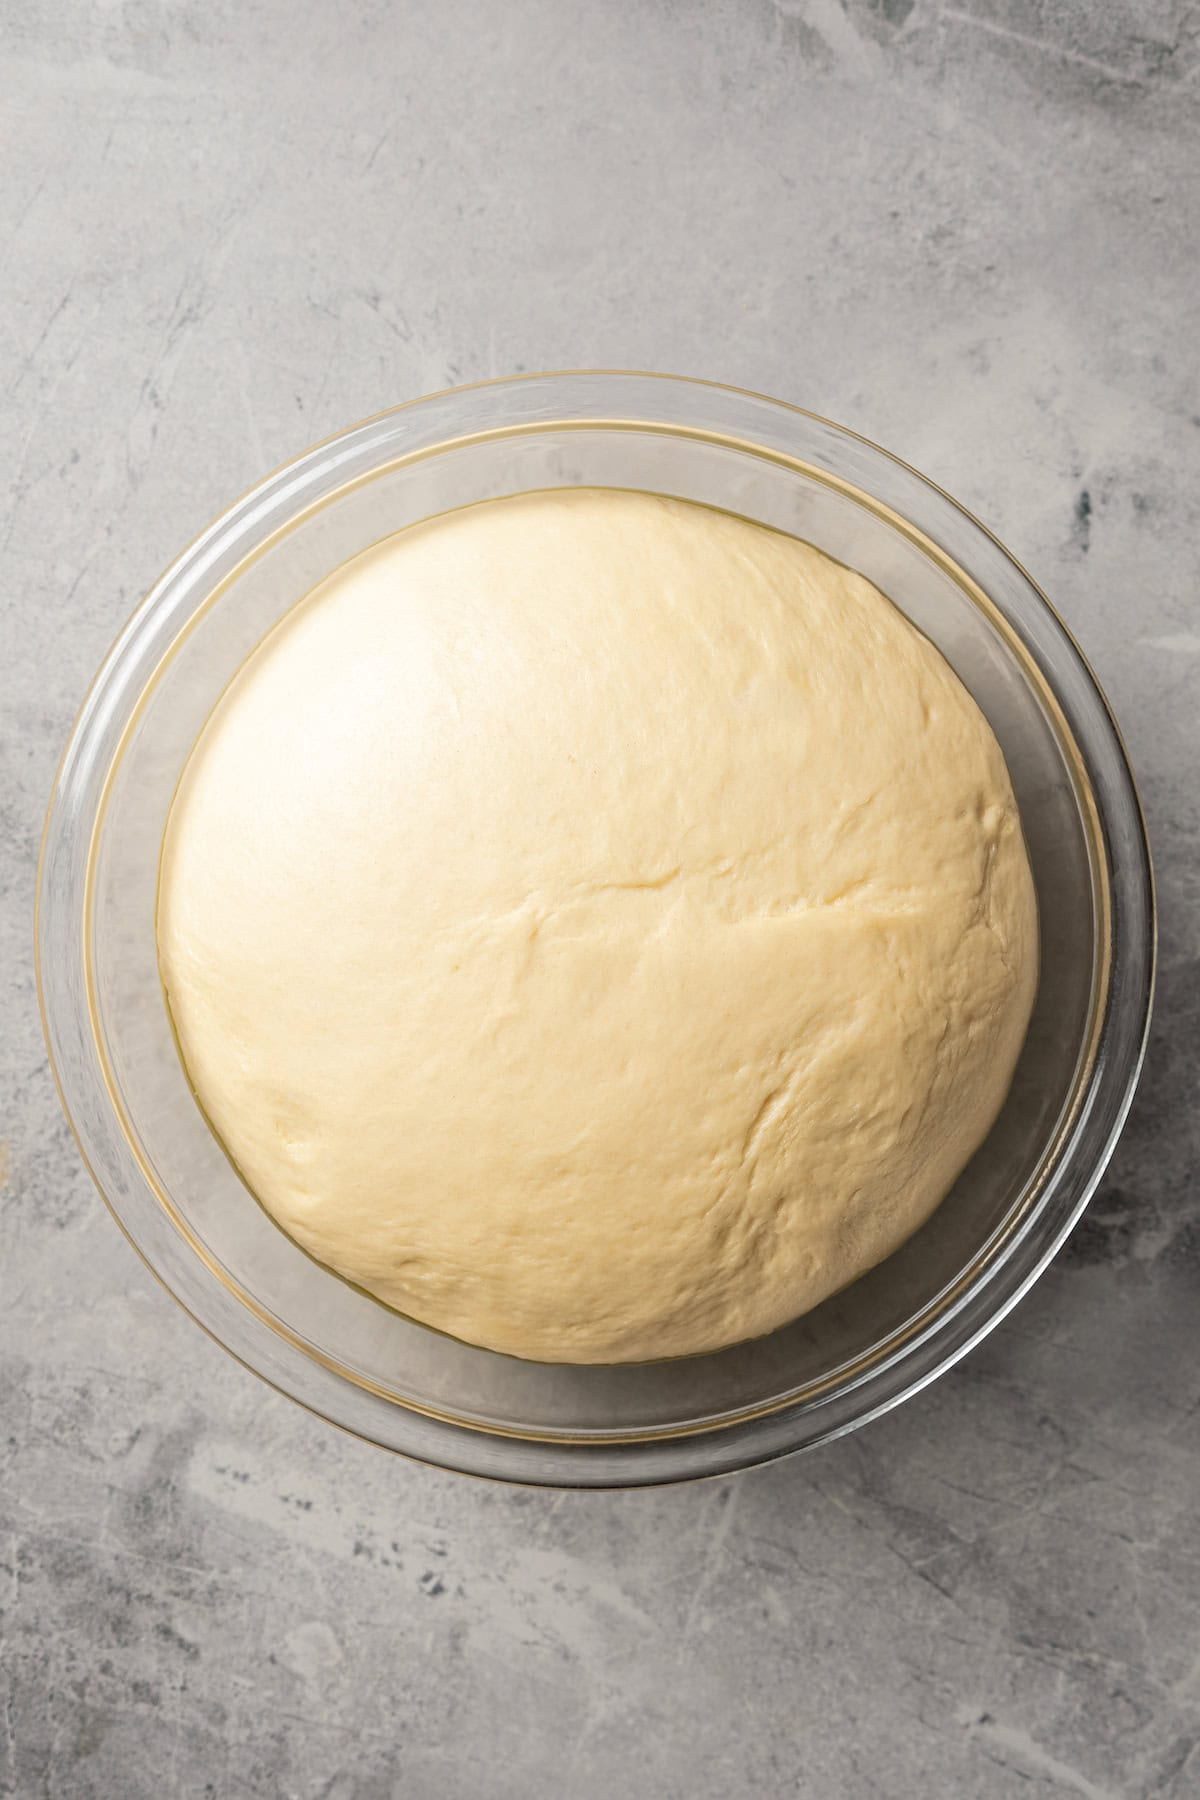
(3, 1, 1199, 1795)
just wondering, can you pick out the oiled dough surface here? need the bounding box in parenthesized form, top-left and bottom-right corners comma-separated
(158, 489, 1038, 1363)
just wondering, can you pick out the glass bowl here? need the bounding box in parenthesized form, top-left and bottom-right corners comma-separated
(37, 372, 1154, 1487)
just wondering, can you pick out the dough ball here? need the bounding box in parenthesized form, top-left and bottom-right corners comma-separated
(158, 489, 1038, 1363)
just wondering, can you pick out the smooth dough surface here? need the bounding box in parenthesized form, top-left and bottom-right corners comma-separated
(158, 489, 1038, 1363)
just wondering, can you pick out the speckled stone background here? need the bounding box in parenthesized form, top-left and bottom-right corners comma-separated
(3, 2, 1199, 1795)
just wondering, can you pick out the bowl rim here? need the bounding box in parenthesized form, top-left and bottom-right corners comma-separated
(36, 368, 1157, 1487)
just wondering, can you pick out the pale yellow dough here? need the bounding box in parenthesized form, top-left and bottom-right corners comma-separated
(158, 489, 1038, 1363)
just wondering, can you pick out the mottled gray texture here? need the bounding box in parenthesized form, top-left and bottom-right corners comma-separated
(2, 1, 1199, 1795)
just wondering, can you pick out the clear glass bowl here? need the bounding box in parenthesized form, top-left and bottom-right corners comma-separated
(37, 372, 1154, 1487)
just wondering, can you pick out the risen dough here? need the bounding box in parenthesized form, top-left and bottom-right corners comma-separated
(158, 489, 1037, 1363)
